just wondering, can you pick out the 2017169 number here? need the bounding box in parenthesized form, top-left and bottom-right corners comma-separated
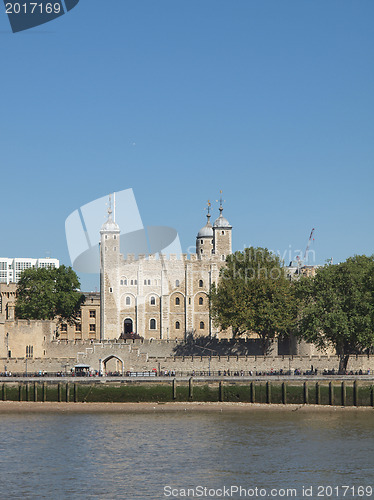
(5, 3, 61, 14)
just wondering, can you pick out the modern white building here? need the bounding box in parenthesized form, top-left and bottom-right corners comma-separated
(0, 258, 60, 284)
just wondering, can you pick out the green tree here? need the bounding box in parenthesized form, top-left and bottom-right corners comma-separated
(15, 265, 85, 323)
(210, 247, 296, 354)
(296, 255, 374, 374)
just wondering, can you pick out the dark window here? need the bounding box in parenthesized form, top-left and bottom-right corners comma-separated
(175, 321, 180, 329)
(175, 297, 180, 305)
(89, 324, 96, 332)
(75, 323, 82, 331)
(175, 280, 180, 287)
(199, 297, 203, 305)
(61, 324, 67, 332)
(150, 319, 156, 330)
(126, 297, 131, 305)
(150, 296, 156, 305)
(199, 280, 203, 287)
(89, 310, 96, 318)
(199, 321, 205, 329)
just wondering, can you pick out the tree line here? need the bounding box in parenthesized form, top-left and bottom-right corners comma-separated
(210, 248, 374, 374)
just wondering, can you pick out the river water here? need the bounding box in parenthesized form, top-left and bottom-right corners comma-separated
(1, 408, 373, 499)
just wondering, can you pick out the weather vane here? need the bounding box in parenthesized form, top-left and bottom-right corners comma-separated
(105, 194, 113, 218)
(216, 190, 225, 212)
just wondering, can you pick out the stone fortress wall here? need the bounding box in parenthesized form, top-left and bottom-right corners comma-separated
(0, 339, 372, 375)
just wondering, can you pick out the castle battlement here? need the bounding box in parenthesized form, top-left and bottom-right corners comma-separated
(118, 252, 225, 265)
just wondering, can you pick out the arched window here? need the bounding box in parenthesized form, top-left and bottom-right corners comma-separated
(199, 279, 203, 288)
(199, 297, 203, 305)
(126, 296, 131, 305)
(150, 319, 156, 330)
(150, 296, 156, 305)
(175, 280, 180, 287)
(175, 321, 180, 330)
(175, 297, 180, 305)
(199, 321, 205, 329)
(120, 280, 123, 285)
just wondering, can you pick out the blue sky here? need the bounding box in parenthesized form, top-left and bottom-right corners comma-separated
(0, 0, 373, 291)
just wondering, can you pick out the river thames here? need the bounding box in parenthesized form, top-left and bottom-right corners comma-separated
(1, 406, 373, 499)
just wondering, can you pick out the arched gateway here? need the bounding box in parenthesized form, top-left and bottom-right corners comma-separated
(102, 355, 124, 375)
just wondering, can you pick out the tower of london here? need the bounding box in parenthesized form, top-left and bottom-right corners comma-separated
(100, 200, 232, 341)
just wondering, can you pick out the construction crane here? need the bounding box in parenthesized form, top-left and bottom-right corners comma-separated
(303, 228, 315, 263)
(294, 228, 315, 274)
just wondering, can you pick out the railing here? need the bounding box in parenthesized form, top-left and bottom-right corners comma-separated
(0, 369, 372, 378)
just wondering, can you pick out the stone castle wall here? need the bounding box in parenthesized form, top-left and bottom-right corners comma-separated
(0, 339, 372, 375)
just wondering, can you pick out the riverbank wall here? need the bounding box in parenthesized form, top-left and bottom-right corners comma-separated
(1, 379, 374, 407)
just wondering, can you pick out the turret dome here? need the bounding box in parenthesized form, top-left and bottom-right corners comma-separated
(213, 191, 232, 228)
(100, 194, 120, 233)
(213, 214, 231, 228)
(197, 223, 213, 238)
(101, 216, 120, 232)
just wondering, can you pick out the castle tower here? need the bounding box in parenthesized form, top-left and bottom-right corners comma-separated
(100, 195, 121, 340)
(213, 193, 232, 261)
(196, 201, 214, 258)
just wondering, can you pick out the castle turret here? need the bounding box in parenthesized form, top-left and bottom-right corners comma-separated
(213, 194, 232, 260)
(196, 201, 214, 258)
(100, 195, 120, 340)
